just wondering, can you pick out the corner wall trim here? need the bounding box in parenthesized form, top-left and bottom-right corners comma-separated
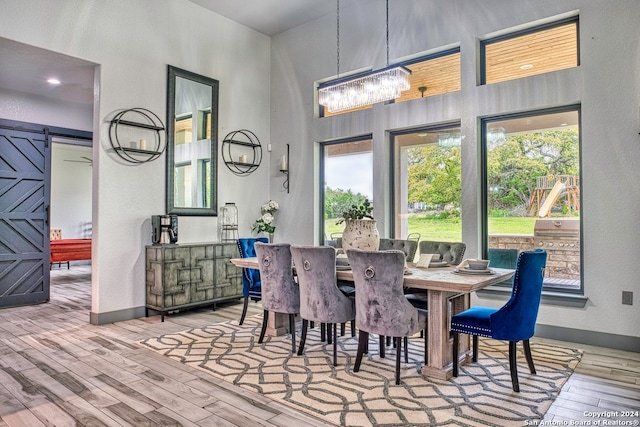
(90, 306, 146, 325)
(535, 324, 640, 353)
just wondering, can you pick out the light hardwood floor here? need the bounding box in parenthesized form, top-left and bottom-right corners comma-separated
(0, 265, 637, 426)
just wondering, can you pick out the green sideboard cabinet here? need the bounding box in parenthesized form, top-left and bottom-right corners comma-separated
(145, 242, 242, 321)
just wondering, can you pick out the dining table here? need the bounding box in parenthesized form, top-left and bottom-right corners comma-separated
(230, 256, 514, 380)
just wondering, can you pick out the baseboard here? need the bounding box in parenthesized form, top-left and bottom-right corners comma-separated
(90, 306, 146, 325)
(536, 324, 640, 353)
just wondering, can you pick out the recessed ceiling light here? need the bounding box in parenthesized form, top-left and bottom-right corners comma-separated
(519, 64, 533, 70)
(560, 123, 568, 126)
(417, 133, 428, 137)
(47, 78, 61, 85)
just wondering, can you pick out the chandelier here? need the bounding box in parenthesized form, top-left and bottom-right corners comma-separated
(319, 0, 411, 113)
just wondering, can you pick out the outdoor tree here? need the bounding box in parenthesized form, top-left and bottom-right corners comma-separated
(487, 129, 579, 213)
(324, 187, 369, 219)
(407, 144, 461, 208)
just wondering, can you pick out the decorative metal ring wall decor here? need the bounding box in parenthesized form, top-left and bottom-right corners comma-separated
(221, 129, 262, 176)
(109, 108, 165, 164)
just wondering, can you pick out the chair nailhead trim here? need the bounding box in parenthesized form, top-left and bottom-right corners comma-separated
(303, 260, 311, 271)
(451, 322, 492, 337)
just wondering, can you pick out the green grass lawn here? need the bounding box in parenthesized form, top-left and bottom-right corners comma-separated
(325, 215, 540, 241)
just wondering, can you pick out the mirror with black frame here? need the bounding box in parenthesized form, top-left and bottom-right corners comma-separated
(166, 65, 219, 216)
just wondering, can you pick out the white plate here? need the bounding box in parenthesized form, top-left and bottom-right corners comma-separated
(453, 267, 495, 275)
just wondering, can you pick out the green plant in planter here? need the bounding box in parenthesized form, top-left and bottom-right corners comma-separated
(336, 198, 374, 224)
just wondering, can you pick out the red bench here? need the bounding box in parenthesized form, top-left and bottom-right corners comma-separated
(50, 239, 92, 269)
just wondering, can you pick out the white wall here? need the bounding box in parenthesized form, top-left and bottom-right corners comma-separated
(0, 0, 272, 322)
(51, 144, 93, 239)
(0, 87, 93, 131)
(270, 0, 640, 342)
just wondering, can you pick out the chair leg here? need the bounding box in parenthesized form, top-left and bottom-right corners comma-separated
(258, 310, 269, 343)
(289, 314, 296, 354)
(333, 323, 338, 366)
(509, 341, 520, 392)
(472, 335, 479, 362)
(379, 335, 385, 358)
(395, 337, 401, 385)
(354, 330, 368, 372)
(350, 319, 356, 337)
(327, 323, 333, 345)
(424, 328, 428, 364)
(239, 297, 249, 325)
(310, 321, 315, 329)
(320, 323, 326, 342)
(404, 336, 409, 363)
(452, 332, 459, 377)
(340, 322, 345, 336)
(298, 319, 309, 356)
(523, 339, 536, 374)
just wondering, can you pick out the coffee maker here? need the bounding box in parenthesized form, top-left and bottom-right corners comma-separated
(151, 215, 178, 245)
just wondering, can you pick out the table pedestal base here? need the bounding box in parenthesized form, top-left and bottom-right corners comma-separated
(265, 312, 289, 337)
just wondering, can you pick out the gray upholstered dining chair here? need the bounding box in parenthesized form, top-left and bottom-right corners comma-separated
(418, 241, 466, 265)
(346, 248, 427, 385)
(290, 245, 355, 366)
(405, 241, 467, 310)
(254, 242, 300, 354)
(378, 238, 418, 263)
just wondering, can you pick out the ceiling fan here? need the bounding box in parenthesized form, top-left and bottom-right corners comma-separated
(64, 156, 93, 166)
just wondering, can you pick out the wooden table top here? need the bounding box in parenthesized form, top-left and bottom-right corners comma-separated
(230, 257, 513, 294)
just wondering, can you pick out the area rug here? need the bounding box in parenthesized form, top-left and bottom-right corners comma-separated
(139, 316, 582, 427)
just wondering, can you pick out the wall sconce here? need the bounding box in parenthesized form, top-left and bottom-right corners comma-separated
(280, 143, 289, 193)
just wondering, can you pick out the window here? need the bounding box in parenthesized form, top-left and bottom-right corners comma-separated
(392, 124, 462, 244)
(481, 18, 579, 85)
(394, 49, 461, 104)
(481, 107, 582, 292)
(319, 49, 461, 117)
(320, 136, 373, 243)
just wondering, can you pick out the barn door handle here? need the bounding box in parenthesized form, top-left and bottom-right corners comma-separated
(45, 205, 50, 226)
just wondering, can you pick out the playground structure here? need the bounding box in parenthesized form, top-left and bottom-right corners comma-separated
(528, 174, 580, 217)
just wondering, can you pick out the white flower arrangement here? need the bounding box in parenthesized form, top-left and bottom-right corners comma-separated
(252, 200, 279, 234)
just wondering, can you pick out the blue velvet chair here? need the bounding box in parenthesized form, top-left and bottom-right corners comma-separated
(451, 249, 547, 392)
(236, 237, 269, 325)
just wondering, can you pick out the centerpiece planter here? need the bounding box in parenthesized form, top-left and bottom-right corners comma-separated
(341, 219, 380, 251)
(337, 198, 379, 251)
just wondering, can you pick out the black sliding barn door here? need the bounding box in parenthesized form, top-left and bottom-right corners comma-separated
(0, 126, 51, 307)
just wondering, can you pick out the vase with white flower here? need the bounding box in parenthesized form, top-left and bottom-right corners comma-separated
(252, 200, 279, 242)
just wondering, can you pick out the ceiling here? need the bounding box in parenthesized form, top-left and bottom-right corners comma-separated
(0, 37, 96, 105)
(187, 0, 335, 36)
(0, 2, 329, 106)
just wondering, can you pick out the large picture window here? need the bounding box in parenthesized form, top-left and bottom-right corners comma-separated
(320, 136, 373, 244)
(482, 107, 582, 292)
(392, 124, 462, 245)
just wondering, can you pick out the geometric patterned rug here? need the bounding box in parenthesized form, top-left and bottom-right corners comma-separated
(139, 316, 582, 427)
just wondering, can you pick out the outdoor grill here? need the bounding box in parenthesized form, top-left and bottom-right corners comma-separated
(534, 218, 580, 238)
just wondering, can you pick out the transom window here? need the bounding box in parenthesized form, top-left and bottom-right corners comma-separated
(319, 49, 461, 117)
(481, 17, 579, 85)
